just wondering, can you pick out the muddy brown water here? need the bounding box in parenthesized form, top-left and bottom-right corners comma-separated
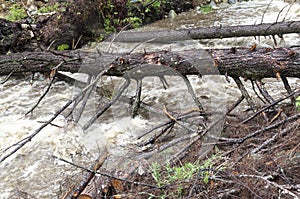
(0, 0, 300, 197)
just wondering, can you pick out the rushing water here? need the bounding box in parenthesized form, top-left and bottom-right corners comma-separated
(1, 0, 300, 198)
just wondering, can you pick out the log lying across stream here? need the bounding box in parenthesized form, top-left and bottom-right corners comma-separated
(0, 46, 299, 80)
(107, 21, 300, 43)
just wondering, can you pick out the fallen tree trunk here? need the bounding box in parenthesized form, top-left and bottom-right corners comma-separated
(108, 21, 300, 43)
(0, 47, 299, 80)
(2, 13, 299, 54)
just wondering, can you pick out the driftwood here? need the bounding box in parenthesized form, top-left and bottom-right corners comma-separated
(0, 47, 299, 79)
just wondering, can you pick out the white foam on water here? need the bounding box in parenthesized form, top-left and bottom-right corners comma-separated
(0, 0, 299, 197)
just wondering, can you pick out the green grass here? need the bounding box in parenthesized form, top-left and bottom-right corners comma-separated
(6, 4, 27, 21)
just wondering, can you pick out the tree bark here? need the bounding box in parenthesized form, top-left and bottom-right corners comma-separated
(2, 14, 299, 54)
(107, 21, 300, 43)
(0, 47, 299, 80)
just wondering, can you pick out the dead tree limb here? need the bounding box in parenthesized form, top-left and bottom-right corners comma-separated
(62, 150, 108, 199)
(0, 63, 114, 163)
(82, 77, 131, 130)
(107, 21, 300, 43)
(239, 89, 300, 125)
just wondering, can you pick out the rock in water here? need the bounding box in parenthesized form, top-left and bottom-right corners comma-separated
(168, 10, 177, 19)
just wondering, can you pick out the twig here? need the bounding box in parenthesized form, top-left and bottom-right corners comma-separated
(169, 112, 226, 164)
(239, 113, 300, 144)
(163, 106, 177, 121)
(73, 75, 93, 123)
(282, 4, 293, 22)
(137, 121, 173, 140)
(255, 79, 274, 103)
(138, 121, 174, 147)
(73, 34, 83, 50)
(0, 70, 14, 84)
(137, 132, 198, 159)
(276, 4, 289, 23)
(159, 76, 169, 89)
(269, 108, 283, 123)
(234, 113, 300, 163)
(163, 106, 200, 133)
(83, 78, 130, 130)
(168, 134, 201, 165)
(53, 155, 159, 189)
(25, 61, 64, 115)
(131, 79, 142, 118)
(226, 95, 244, 114)
(238, 174, 299, 198)
(63, 150, 109, 199)
(107, 24, 130, 52)
(260, 0, 273, 24)
(181, 75, 204, 112)
(239, 89, 299, 125)
(250, 122, 299, 154)
(251, 80, 266, 104)
(127, 36, 162, 54)
(232, 77, 256, 111)
(0, 64, 114, 163)
(138, 108, 204, 146)
(280, 73, 295, 103)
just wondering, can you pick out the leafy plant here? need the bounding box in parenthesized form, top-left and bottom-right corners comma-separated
(296, 96, 300, 111)
(151, 152, 224, 193)
(57, 44, 69, 51)
(151, 162, 164, 187)
(37, 3, 60, 13)
(126, 16, 142, 28)
(200, 4, 213, 14)
(144, 0, 161, 13)
(6, 4, 27, 21)
(104, 18, 116, 33)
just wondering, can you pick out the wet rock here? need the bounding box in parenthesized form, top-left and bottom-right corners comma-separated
(168, 10, 177, 19)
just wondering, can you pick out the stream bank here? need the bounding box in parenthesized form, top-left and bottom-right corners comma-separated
(0, 0, 299, 198)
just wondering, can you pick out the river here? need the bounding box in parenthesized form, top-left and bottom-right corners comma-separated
(0, 0, 300, 198)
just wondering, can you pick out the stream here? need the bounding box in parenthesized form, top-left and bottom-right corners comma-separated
(0, 0, 300, 198)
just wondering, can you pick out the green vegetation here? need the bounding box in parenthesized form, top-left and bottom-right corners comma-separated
(6, 4, 27, 21)
(57, 44, 69, 51)
(200, 4, 213, 14)
(296, 96, 300, 111)
(102, 1, 143, 33)
(6, 2, 68, 21)
(125, 16, 143, 29)
(37, 3, 66, 13)
(102, 0, 169, 33)
(143, 0, 164, 14)
(150, 153, 223, 197)
(104, 18, 116, 33)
